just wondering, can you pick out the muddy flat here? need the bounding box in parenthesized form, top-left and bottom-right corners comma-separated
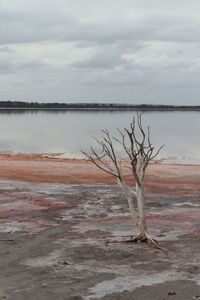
(0, 153, 199, 299)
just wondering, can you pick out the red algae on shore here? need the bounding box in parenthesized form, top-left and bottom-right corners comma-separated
(0, 153, 200, 196)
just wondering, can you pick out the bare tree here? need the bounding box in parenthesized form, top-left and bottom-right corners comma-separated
(82, 114, 165, 250)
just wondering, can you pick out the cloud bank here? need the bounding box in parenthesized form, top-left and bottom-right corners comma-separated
(0, 0, 200, 104)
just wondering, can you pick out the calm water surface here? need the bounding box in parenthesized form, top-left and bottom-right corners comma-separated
(0, 110, 199, 163)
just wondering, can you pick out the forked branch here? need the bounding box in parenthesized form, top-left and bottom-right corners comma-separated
(82, 114, 165, 252)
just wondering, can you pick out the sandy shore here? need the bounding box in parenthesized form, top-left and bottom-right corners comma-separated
(0, 152, 200, 195)
(0, 153, 199, 299)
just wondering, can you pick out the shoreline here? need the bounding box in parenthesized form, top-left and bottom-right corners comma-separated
(1, 107, 200, 111)
(1, 151, 200, 166)
(0, 152, 200, 196)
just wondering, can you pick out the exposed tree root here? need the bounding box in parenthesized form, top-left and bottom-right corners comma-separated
(106, 235, 168, 254)
(147, 238, 168, 254)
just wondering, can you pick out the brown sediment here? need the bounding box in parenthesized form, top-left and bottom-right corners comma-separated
(0, 153, 200, 196)
(0, 153, 115, 184)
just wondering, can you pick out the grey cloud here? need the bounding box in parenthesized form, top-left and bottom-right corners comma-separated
(0, 46, 16, 53)
(72, 47, 129, 70)
(0, 61, 14, 73)
(0, 58, 46, 74)
(0, 2, 200, 46)
(0, 0, 200, 104)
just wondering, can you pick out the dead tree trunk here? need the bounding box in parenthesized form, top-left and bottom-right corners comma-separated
(136, 182, 147, 238)
(82, 114, 164, 249)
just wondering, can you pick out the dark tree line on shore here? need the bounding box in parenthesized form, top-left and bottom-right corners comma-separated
(0, 101, 200, 111)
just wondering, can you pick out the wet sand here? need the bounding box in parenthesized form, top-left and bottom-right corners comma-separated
(0, 153, 199, 299)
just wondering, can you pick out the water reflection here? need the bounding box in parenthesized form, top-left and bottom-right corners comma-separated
(0, 110, 199, 163)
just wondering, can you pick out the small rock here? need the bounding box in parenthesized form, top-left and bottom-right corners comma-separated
(168, 291, 176, 296)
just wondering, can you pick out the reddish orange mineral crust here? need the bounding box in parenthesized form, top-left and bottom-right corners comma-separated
(0, 153, 199, 196)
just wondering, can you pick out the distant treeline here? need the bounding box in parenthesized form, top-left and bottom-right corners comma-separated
(0, 101, 200, 111)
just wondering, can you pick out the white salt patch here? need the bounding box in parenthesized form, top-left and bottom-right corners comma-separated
(155, 230, 185, 241)
(111, 205, 122, 210)
(161, 155, 200, 165)
(112, 229, 138, 237)
(174, 202, 200, 207)
(24, 250, 62, 267)
(46, 152, 84, 159)
(105, 212, 129, 217)
(72, 263, 132, 275)
(0, 225, 19, 233)
(60, 214, 74, 221)
(85, 271, 186, 299)
(195, 276, 200, 286)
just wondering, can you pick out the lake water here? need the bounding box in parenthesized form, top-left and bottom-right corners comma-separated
(0, 110, 200, 164)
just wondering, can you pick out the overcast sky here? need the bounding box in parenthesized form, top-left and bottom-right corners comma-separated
(0, 0, 200, 104)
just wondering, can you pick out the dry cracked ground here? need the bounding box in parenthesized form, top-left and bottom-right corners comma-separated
(0, 154, 199, 300)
